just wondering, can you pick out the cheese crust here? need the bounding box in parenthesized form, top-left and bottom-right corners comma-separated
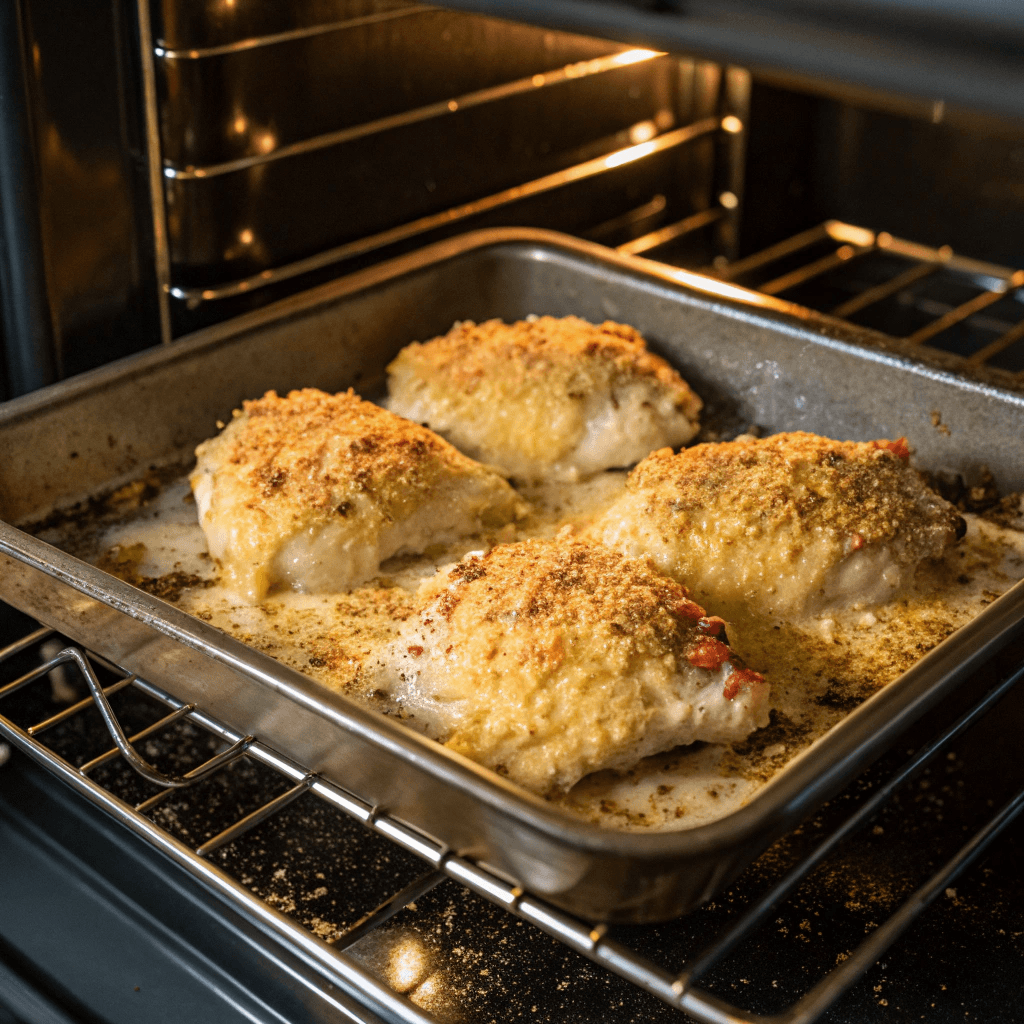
(590, 432, 966, 619)
(375, 535, 768, 794)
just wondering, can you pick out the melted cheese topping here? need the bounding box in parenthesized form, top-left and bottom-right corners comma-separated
(190, 388, 525, 602)
(386, 316, 702, 481)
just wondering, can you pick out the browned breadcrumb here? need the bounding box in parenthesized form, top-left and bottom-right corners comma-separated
(381, 535, 767, 794)
(431, 535, 714, 664)
(393, 316, 700, 402)
(97, 542, 212, 603)
(592, 432, 964, 618)
(209, 388, 507, 523)
(625, 433, 959, 544)
(386, 316, 702, 478)
(190, 388, 524, 600)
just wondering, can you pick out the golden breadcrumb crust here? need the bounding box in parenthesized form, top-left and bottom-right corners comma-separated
(191, 388, 523, 600)
(625, 432, 960, 548)
(430, 535, 721, 664)
(591, 432, 965, 619)
(386, 316, 702, 473)
(200, 387, 510, 524)
(393, 316, 701, 401)
(400, 535, 762, 792)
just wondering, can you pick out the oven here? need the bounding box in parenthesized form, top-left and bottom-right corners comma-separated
(2, 3, 1024, 1023)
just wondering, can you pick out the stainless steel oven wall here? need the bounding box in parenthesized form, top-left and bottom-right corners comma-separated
(150, 1, 736, 333)
(0, 0, 161, 397)
(1, 0, 741, 394)
(739, 81, 1024, 272)
(5, 0, 1024, 405)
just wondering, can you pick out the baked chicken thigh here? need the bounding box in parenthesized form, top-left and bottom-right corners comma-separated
(386, 316, 702, 482)
(374, 534, 768, 795)
(590, 432, 965, 620)
(191, 388, 525, 602)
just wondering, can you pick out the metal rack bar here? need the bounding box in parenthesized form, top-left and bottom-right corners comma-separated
(165, 49, 665, 180)
(829, 260, 940, 318)
(78, 702, 193, 774)
(677, 660, 1024, 989)
(155, 6, 429, 60)
(712, 223, 832, 281)
(967, 317, 1024, 367)
(0, 625, 52, 663)
(585, 194, 667, 242)
(786, 781, 1024, 1024)
(195, 775, 315, 857)
(333, 870, 447, 952)
(4, 623, 1022, 1024)
(616, 207, 724, 256)
(758, 243, 871, 297)
(906, 270, 1024, 345)
(27, 675, 135, 736)
(131, 741, 255, 814)
(0, 700, 440, 1024)
(0, 652, 71, 700)
(169, 116, 723, 306)
(711, 221, 1024, 384)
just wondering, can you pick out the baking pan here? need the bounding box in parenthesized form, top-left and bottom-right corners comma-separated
(2, 228, 1023, 923)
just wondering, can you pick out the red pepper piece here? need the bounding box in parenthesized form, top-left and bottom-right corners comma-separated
(871, 437, 911, 461)
(723, 667, 765, 700)
(674, 598, 706, 621)
(687, 637, 731, 669)
(696, 616, 726, 636)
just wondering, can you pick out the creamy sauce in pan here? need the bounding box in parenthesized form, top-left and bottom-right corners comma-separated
(32, 471, 1024, 833)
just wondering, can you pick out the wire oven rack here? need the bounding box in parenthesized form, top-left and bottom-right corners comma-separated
(3, 611, 1023, 1024)
(691, 220, 1024, 382)
(135, 0, 750, 340)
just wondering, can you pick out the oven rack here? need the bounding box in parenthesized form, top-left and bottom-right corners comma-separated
(136, 0, 749, 336)
(3, 619, 1023, 1024)
(691, 220, 1024, 383)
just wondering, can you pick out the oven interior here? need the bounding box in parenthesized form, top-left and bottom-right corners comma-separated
(4, 0, 1024, 391)
(2, 2, 1024, 1023)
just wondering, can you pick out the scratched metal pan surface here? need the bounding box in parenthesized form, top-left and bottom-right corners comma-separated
(2, 228, 1023, 923)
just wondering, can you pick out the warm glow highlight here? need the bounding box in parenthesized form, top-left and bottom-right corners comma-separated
(605, 139, 658, 169)
(388, 937, 428, 992)
(628, 119, 658, 144)
(612, 48, 665, 66)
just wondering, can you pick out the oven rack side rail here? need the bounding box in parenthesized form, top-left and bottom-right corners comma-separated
(2, 623, 1023, 1024)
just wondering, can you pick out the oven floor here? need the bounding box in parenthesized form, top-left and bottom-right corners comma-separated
(0, 750, 389, 1024)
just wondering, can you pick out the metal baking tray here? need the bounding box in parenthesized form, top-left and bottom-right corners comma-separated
(2, 227, 1023, 923)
